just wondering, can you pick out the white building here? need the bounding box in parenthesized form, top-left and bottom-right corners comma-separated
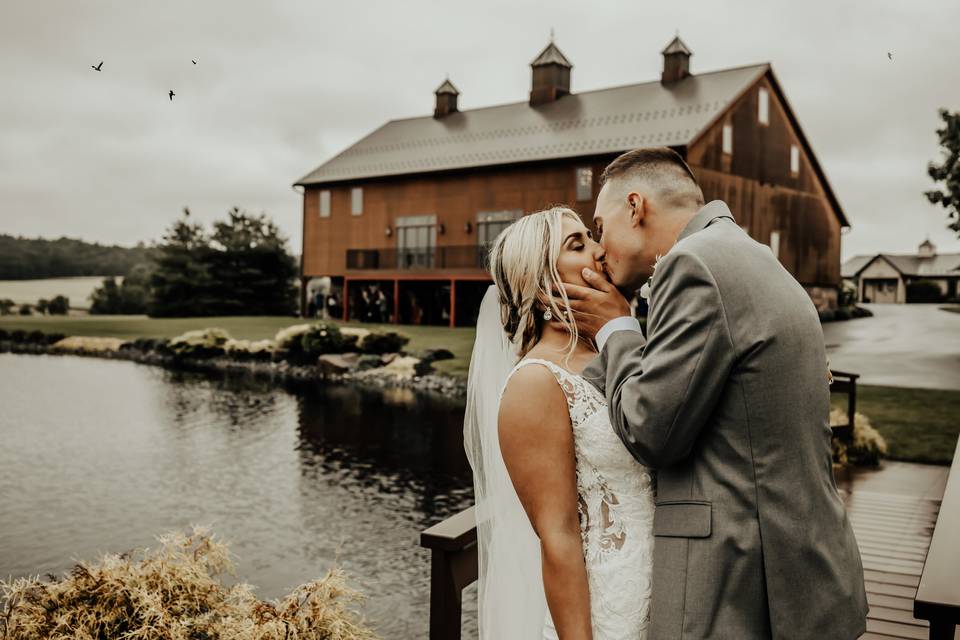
(842, 239, 960, 303)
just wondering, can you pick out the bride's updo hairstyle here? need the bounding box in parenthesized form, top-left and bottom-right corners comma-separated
(488, 206, 581, 359)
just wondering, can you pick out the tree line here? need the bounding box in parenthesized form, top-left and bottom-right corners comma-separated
(90, 207, 300, 317)
(0, 234, 156, 280)
(1, 208, 300, 318)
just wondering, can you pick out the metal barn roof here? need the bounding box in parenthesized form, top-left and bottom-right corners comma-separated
(294, 63, 770, 186)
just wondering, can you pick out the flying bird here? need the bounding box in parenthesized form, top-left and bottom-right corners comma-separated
(91, 61, 103, 71)
(169, 90, 175, 101)
(191, 59, 197, 65)
(887, 52, 893, 60)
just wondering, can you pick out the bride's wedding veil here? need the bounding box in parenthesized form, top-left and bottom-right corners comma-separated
(464, 284, 548, 638)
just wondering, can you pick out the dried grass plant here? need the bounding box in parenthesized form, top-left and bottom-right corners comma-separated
(0, 525, 379, 640)
(830, 408, 889, 467)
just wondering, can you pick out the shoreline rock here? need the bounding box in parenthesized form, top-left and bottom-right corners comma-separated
(0, 339, 467, 399)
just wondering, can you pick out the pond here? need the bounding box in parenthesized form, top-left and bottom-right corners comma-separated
(0, 353, 477, 638)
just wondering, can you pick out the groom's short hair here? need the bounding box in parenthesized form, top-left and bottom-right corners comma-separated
(600, 147, 705, 209)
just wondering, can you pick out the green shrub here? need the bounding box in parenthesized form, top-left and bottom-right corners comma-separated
(360, 330, 410, 355)
(0, 328, 8, 341)
(47, 295, 70, 315)
(44, 332, 66, 345)
(818, 309, 836, 323)
(274, 322, 352, 364)
(833, 307, 852, 321)
(27, 330, 45, 344)
(906, 279, 943, 303)
(838, 282, 857, 308)
(301, 324, 348, 357)
(10, 329, 27, 342)
(224, 338, 276, 362)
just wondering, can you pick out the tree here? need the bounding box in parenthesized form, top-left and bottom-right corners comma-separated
(205, 207, 298, 316)
(925, 108, 960, 237)
(35, 298, 49, 315)
(47, 295, 70, 315)
(145, 208, 297, 317)
(89, 277, 122, 314)
(147, 216, 215, 317)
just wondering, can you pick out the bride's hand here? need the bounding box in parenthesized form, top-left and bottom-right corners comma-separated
(558, 267, 632, 340)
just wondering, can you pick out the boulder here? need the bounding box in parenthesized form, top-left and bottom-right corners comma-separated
(355, 354, 383, 372)
(317, 352, 360, 375)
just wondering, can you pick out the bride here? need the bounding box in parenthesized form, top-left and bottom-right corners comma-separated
(464, 206, 656, 640)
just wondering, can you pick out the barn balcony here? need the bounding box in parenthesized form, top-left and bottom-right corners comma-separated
(346, 246, 488, 271)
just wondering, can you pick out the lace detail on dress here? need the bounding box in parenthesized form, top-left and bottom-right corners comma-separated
(505, 358, 656, 640)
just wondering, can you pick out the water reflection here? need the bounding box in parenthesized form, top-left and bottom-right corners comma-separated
(0, 354, 475, 638)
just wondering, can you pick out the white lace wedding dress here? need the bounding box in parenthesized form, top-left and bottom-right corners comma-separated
(501, 357, 657, 640)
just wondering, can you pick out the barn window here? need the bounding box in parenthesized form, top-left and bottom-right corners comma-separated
(576, 167, 593, 201)
(477, 210, 521, 248)
(770, 230, 780, 260)
(351, 187, 363, 216)
(758, 88, 769, 125)
(722, 124, 733, 155)
(319, 190, 331, 218)
(790, 145, 800, 175)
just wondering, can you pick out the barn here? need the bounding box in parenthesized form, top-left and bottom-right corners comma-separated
(294, 36, 849, 326)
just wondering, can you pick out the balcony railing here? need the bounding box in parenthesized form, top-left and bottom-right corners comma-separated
(346, 245, 489, 271)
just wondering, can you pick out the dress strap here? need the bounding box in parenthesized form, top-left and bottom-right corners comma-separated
(506, 358, 580, 412)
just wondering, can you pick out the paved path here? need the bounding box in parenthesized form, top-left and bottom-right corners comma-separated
(823, 304, 960, 390)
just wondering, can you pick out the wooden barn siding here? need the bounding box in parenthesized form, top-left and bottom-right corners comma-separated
(688, 74, 842, 287)
(301, 158, 613, 278)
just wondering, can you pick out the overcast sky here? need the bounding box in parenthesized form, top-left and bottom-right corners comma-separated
(1, 0, 958, 263)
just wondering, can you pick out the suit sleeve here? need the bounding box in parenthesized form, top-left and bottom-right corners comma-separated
(601, 250, 736, 468)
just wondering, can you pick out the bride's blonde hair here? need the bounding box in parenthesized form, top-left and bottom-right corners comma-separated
(488, 206, 582, 360)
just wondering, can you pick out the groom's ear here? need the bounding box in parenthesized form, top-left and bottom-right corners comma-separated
(627, 193, 646, 228)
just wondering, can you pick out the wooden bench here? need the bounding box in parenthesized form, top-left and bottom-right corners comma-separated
(913, 435, 960, 639)
(830, 368, 860, 442)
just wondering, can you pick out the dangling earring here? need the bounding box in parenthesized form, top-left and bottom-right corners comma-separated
(543, 308, 553, 321)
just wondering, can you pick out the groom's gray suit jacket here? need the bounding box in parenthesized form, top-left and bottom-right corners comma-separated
(583, 200, 868, 639)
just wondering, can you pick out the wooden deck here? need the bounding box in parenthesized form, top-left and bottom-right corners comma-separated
(837, 461, 953, 640)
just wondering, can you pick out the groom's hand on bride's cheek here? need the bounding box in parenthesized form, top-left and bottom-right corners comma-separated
(558, 268, 632, 340)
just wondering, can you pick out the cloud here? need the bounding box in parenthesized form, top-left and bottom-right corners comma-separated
(0, 0, 958, 262)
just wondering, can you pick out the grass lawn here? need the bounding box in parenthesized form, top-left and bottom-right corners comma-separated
(832, 385, 960, 465)
(0, 314, 479, 377)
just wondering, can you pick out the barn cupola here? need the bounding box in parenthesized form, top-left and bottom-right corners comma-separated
(529, 36, 572, 106)
(661, 35, 692, 84)
(433, 78, 460, 118)
(918, 237, 937, 258)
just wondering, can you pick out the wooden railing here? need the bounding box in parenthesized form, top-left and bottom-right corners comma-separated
(913, 435, 960, 639)
(419, 506, 478, 640)
(346, 245, 487, 271)
(420, 368, 861, 638)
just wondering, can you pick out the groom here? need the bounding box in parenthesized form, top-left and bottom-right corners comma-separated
(565, 148, 868, 639)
